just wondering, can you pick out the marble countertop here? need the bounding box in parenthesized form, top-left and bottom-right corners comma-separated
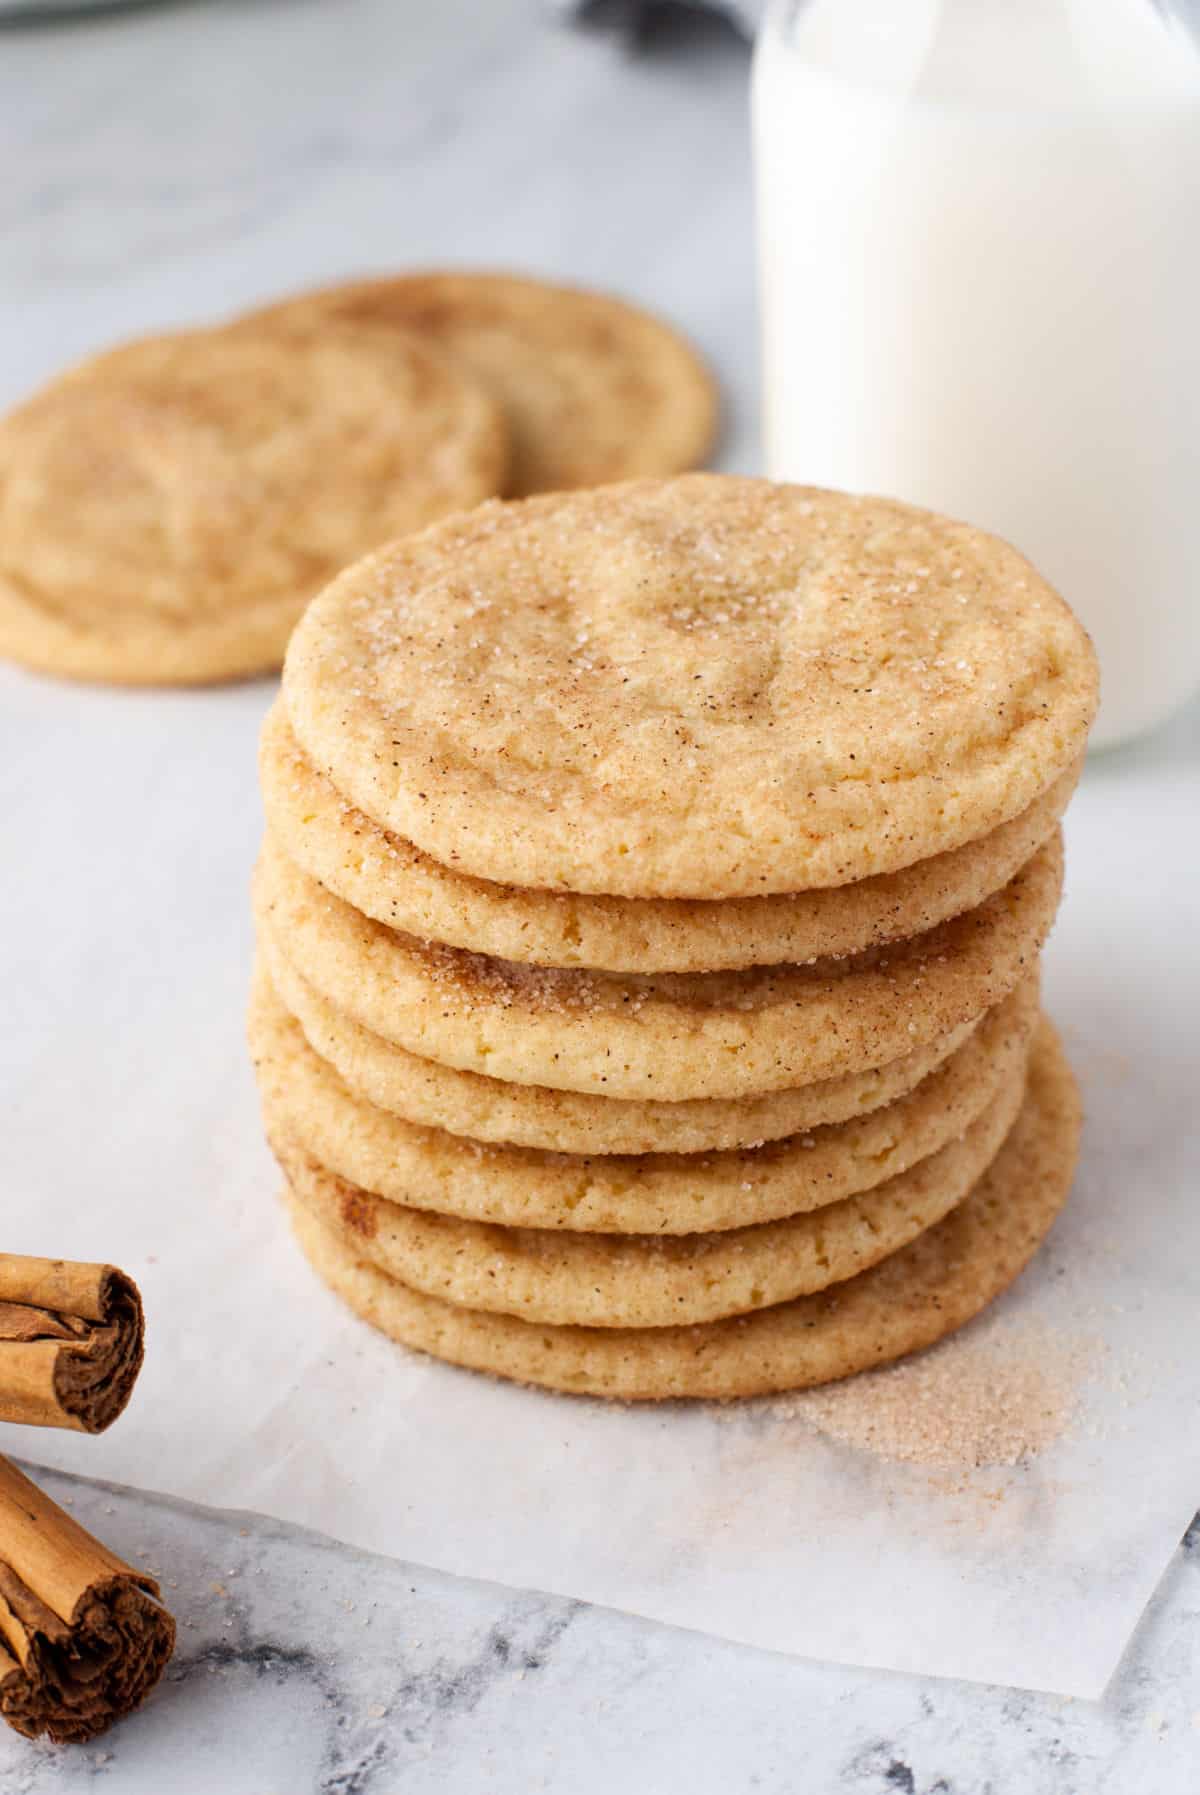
(1, 2, 1197, 1788)
(0, 1467, 1195, 1795)
(0, 1471, 1191, 1795)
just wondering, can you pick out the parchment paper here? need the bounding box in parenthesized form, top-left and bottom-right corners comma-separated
(2, 670, 1197, 1698)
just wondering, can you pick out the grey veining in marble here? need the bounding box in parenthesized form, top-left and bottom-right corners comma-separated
(2, 0, 1198, 1786)
(1, 1468, 1198, 1795)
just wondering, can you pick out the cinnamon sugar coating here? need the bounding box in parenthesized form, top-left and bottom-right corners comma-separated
(261, 701, 1078, 972)
(276, 1066, 1024, 1330)
(260, 933, 984, 1156)
(0, 325, 506, 683)
(285, 1022, 1080, 1399)
(242, 270, 717, 497)
(283, 477, 1097, 896)
(250, 964, 1037, 1234)
(252, 832, 1062, 1101)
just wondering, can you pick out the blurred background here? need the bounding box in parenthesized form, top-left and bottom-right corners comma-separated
(6, 0, 1199, 744)
(0, 0, 759, 464)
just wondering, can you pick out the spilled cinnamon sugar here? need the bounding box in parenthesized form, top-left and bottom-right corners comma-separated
(775, 1317, 1099, 1469)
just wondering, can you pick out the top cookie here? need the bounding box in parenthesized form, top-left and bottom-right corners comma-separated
(241, 271, 718, 496)
(283, 476, 1098, 899)
(0, 325, 507, 684)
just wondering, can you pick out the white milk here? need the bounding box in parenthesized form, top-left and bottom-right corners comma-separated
(753, 0, 1200, 748)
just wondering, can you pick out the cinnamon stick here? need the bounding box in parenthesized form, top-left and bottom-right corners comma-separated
(0, 1256, 144, 1434)
(0, 1456, 174, 1742)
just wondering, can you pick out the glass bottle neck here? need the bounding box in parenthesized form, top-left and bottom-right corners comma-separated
(763, 0, 1200, 108)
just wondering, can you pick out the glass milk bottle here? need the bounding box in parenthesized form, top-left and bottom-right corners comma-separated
(753, 0, 1200, 748)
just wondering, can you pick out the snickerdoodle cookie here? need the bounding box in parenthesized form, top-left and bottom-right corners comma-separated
(284, 1022, 1080, 1399)
(242, 271, 717, 496)
(261, 700, 1079, 972)
(252, 833, 1061, 1101)
(250, 965, 1037, 1234)
(259, 933, 986, 1156)
(276, 1067, 1023, 1330)
(0, 325, 506, 683)
(282, 478, 1097, 896)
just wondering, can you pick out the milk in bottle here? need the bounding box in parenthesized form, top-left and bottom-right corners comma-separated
(753, 0, 1200, 747)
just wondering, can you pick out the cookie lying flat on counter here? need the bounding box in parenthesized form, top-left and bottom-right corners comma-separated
(0, 325, 506, 684)
(241, 270, 719, 496)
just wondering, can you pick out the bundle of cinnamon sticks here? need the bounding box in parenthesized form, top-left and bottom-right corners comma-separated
(0, 1252, 175, 1745)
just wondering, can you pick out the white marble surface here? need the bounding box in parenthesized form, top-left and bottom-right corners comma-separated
(1, 1, 1198, 1786)
(0, 1465, 1196, 1794)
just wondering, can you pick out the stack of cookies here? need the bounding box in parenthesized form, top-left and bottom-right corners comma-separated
(249, 476, 1098, 1401)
